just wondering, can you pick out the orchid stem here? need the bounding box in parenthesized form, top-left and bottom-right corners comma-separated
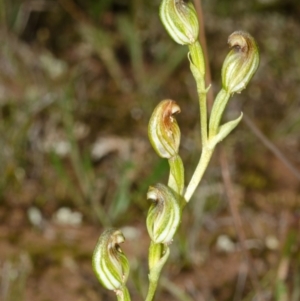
(184, 147, 213, 202)
(116, 286, 131, 301)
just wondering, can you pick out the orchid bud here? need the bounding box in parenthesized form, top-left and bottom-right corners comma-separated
(222, 31, 259, 94)
(92, 229, 130, 291)
(159, 0, 199, 45)
(148, 100, 181, 159)
(146, 183, 182, 244)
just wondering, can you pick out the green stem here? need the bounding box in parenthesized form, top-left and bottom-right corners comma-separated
(184, 89, 230, 202)
(198, 88, 208, 146)
(168, 155, 184, 196)
(208, 89, 230, 138)
(188, 41, 205, 76)
(184, 147, 213, 202)
(148, 242, 164, 270)
(116, 286, 131, 301)
(188, 42, 208, 147)
(184, 89, 232, 202)
(145, 278, 158, 301)
(184, 41, 212, 202)
(145, 245, 170, 301)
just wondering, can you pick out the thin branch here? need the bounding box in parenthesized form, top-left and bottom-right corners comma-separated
(243, 113, 300, 181)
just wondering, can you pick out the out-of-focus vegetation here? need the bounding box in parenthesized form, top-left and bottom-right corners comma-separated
(0, 0, 299, 301)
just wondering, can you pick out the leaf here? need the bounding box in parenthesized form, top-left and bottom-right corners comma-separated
(210, 112, 243, 148)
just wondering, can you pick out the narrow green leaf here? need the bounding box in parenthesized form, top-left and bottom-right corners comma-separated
(210, 112, 243, 147)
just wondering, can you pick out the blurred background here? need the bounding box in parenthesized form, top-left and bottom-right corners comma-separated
(0, 0, 300, 300)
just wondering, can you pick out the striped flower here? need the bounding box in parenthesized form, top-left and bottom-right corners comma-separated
(148, 100, 181, 159)
(222, 31, 259, 94)
(146, 183, 182, 244)
(92, 229, 130, 291)
(159, 0, 199, 45)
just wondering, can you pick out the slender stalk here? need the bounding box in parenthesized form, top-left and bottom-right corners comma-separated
(198, 89, 208, 146)
(168, 155, 184, 196)
(188, 42, 207, 146)
(145, 278, 158, 301)
(145, 246, 170, 301)
(184, 36, 214, 203)
(193, 0, 214, 109)
(184, 85, 211, 202)
(146, 243, 161, 301)
(116, 286, 131, 301)
(184, 147, 213, 202)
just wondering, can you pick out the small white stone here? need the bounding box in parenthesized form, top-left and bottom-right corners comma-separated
(265, 235, 279, 250)
(27, 207, 43, 227)
(53, 140, 71, 157)
(216, 235, 236, 252)
(53, 207, 82, 226)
